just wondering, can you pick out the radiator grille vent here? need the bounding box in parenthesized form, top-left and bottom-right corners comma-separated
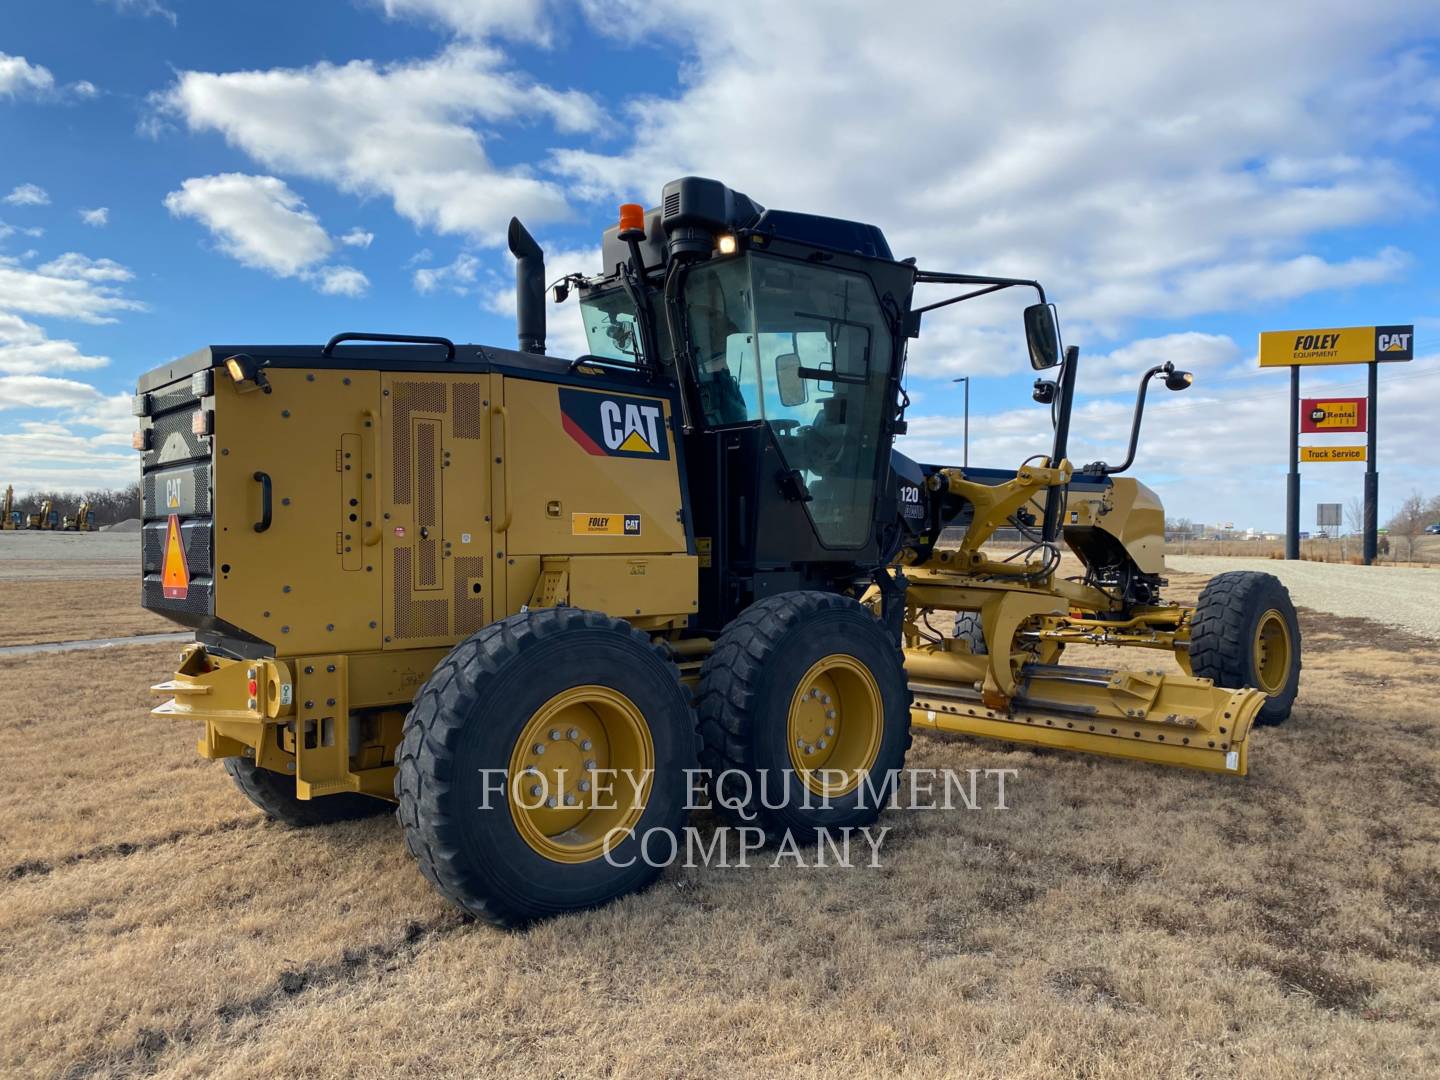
(392, 548, 448, 639)
(452, 383, 483, 439)
(453, 556, 485, 635)
(389, 381, 446, 504)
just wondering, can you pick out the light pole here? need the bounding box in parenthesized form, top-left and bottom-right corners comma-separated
(952, 376, 970, 468)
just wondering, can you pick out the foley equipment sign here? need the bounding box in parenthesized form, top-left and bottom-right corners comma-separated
(1301, 396, 1367, 433)
(1258, 325, 1413, 367)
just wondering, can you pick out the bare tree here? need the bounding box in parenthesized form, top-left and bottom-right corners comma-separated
(1345, 496, 1365, 537)
(1386, 491, 1428, 562)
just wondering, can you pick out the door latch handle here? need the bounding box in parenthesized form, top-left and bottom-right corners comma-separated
(253, 471, 273, 532)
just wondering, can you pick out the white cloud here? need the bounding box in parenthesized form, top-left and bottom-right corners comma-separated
(373, 0, 554, 43)
(0, 252, 143, 323)
(339, 227, 374, 248)
(4, 184, 50, 207)
(165, 173, 332, 276)
(413, 252, 480, 294)
(554, 1, 1438, 334)
(71, 80, 99, 98)
(315, 265, 370, 297)
(0, 54, 55, 99)
(0, 313, 108, 375)
(104, 0, 178, 26)
(79, 207, 109, 227)
(0, 374, 104, 410)
(157, 46, 603, 244)
(165, 174, 372, 297)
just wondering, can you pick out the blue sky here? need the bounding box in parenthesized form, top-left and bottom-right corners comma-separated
(3, 0, 1439, 530)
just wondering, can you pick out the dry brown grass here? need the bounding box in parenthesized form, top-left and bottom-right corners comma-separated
(2, 572, 1439, 1078)
(0, 579, 174, 647)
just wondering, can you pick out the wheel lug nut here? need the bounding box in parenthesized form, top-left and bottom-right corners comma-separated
(533, 744, 545, 755)
(545, 796, 557, 808)
(579, 780, 591, 792)
(825, 726, 834, 737)
(565, 794, 577, 806)
(566, 727, 579, 740)
(821, 695, 831, 705)
(580, 739, 592, 751)
(549, 729, 561, 740)
(796, 737, 806, 748)
(530, 785, 541, 797)
(817, 738, 828, 750)
(584, 759, 597, 770)
(826, 709, 836, 720)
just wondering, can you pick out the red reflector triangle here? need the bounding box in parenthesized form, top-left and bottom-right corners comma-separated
(162, 514, 190, 600)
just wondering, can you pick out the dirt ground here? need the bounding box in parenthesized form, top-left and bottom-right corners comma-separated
(0, 579, 173, 646)
(2, 568, 1438, 1078)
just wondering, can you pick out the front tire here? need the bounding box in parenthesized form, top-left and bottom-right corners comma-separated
(1189, 571, 1301, 726)
(395, 608, 697, 927)
(697, 591, 912, 842)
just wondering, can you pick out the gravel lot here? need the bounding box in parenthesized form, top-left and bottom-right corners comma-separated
(0, 532, 138, 580)
(1168, 555, 1440, 641)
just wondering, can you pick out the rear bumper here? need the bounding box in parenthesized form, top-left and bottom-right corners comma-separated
(153, 643, 398, 800)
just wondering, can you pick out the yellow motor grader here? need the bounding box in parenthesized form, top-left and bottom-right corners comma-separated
(140, 178, 1300, 924)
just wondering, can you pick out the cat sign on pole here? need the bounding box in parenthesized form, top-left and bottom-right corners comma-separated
(1258, 325, 1413, 565)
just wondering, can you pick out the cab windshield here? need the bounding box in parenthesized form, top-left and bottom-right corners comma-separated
(579, 289, 643, 365)
(683, 253, 894, 548)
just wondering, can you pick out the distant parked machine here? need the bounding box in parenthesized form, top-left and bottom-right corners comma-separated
(26, 499, 58, 530)
(62, 501, 95, 531)
(1426, 523, 1440, 536)
(1, 485, 18, 530)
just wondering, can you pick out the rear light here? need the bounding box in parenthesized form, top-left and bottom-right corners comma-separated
(191, 409, 213, 437)
(191, 370, 213, 397)
(132, 429, 152, 451)
(132, 393, 151, 417)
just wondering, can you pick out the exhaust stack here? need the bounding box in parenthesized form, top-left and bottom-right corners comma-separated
(508, 217, 545, 354)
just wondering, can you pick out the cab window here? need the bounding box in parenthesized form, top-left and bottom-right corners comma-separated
(579, 289, 643, 365)
(684, 253, 893, 548)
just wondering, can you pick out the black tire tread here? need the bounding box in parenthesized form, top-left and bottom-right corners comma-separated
(1189, 570, 1301, 726)
(224, 757, 389, 827)
(394, 607, 698, 928)
(696, 591, 911, 841)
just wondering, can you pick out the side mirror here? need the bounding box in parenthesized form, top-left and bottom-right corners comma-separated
(1023, 303, 1062, 370)
(776, 352, 808, 407)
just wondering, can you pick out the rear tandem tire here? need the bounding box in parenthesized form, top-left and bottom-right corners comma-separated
(395, 607, 698, 928)
(224, 757, 390, 827)
(697, 591, 912, 843)
(1189, 570, 1302, 727)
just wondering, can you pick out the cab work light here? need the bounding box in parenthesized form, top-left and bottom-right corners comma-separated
(223, 353, 271, 394)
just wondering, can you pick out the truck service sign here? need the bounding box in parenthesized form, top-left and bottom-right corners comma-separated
(1258, 325, 1413, 367)
(1301, 397, 1367, 433)
(1300, 445, 1367, 463)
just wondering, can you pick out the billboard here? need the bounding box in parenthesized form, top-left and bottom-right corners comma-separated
(1259, 325, 1413, 368)
(1317, 503, 1342, 528)
(1301, 397, 1367, 433)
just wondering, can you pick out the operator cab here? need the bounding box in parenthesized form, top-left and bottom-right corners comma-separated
(568, 178, 916, 628)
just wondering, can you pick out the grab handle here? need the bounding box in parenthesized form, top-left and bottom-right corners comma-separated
(253, 471, 272, 533)
(492, 402, 511, 533)
(322, 332, 455, 360)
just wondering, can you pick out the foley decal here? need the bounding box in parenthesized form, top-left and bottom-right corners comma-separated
(572, 513, 642, 537)
(558, 388, 670, 459)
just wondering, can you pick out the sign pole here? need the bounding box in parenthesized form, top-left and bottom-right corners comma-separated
(1286, 364, 1300, 560)
(1363, 360, 1378, 565)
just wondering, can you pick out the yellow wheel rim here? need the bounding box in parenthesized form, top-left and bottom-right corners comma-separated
(786, 654, 883, 798)
(507, 685, 654, 864)
(1252, 609, 1292, 695)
